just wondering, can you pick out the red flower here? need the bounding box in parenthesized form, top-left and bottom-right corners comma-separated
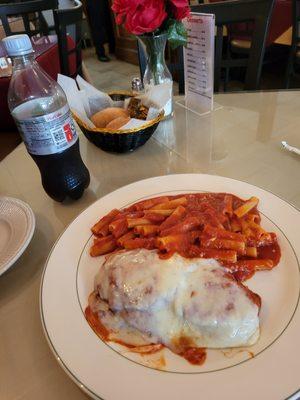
(111, 0, 140, 24)
(169, 0, 190, 20)
(111, 0, 190, 34)
(112, 0, 167, 35)
(173, 6, 190, 20)
(168, 0, 188, 7)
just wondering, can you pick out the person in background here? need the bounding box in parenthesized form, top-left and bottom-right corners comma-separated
(84, 0, 115, 62)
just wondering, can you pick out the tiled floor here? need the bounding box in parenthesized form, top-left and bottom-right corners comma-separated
(82, 46, 180, 94)
(82, 47, 140, 92)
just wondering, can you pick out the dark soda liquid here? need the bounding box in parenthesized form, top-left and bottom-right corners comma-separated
(30, 140, 90, 202)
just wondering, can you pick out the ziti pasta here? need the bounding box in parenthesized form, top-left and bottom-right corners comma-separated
(90, 193, 281, 281)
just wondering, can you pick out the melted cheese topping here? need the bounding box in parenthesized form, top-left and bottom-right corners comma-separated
(93, 249, 260, 351)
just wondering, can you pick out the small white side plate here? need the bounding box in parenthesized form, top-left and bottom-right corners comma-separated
(0, 196, 35, 276)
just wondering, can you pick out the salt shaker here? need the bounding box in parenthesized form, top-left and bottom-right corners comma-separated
(131, 77, 144, 93)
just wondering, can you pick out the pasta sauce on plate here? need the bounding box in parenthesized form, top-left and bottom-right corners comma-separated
(86, 192, 281, 366)
(85, 304, 207, 365)
(90, 192, 281, 281)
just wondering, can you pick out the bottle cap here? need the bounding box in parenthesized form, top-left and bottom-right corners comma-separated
(2, 34, 33, 57)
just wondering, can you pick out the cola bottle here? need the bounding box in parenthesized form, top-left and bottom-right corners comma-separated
(3, 34, 90, 202)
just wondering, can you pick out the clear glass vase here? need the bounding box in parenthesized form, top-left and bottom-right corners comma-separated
(137, 33, 173, 118)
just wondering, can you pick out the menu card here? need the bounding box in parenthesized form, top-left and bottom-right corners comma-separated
(182, 12, 215, 115)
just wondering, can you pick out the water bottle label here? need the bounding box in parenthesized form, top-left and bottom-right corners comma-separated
(15, 104, 78, 155)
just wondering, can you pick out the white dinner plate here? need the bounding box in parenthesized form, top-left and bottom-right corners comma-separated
(0, 196, 35, 276)
(40, 174, 300, 400)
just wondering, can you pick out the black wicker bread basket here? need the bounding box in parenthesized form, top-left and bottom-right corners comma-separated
(72, 91, 164, 153)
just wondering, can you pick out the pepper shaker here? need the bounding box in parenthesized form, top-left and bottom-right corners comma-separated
(131, 77, 144, 93)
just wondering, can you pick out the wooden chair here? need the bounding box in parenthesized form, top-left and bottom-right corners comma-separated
(285, 0, 300, 88)
(0, 0, 58, 37)
(191, 0, 275, 91)
(137, 41, 185, 94)
(53, 0, 83, 77)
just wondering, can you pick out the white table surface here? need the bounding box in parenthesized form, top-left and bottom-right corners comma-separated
(1, 91, 300, 400)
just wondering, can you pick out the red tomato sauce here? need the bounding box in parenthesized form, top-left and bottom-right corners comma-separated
(85, 306, 207, 366)
(181, 347, 207, 365)
(257, 242, 281, 266)
(91, 193, 281, 282)
(85, 306, 163, 353)
(88, 192, 282, 367)
(85, 306, 110, 341)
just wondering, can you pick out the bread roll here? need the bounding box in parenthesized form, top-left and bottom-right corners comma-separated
(91, 107, 129, 128)
(106, 116, 130, 130)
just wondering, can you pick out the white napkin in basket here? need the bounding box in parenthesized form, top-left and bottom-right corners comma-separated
(57, 74, 164, 131)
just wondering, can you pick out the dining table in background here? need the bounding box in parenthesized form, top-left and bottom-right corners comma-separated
(1, 90, 300, 399)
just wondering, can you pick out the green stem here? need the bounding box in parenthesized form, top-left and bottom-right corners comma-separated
(150, 52, 160, 85)
(150, 32, 160, 85)
(138, 33, 168, 86)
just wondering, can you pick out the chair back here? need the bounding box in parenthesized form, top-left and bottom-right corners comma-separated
(288, 0, 300, 57)
(53, 0, 82, 77)
(284, 0, 300, 87)
(291, 0, 300, 48)
(0, 0, 58, 37)
(191, 0, 275, 91)
(292, 0, 300, 44)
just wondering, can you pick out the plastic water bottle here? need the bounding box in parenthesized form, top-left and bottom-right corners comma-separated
(3, 34, 90, 202)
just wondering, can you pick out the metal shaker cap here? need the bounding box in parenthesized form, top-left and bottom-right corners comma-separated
(131, 77, 144, 92)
